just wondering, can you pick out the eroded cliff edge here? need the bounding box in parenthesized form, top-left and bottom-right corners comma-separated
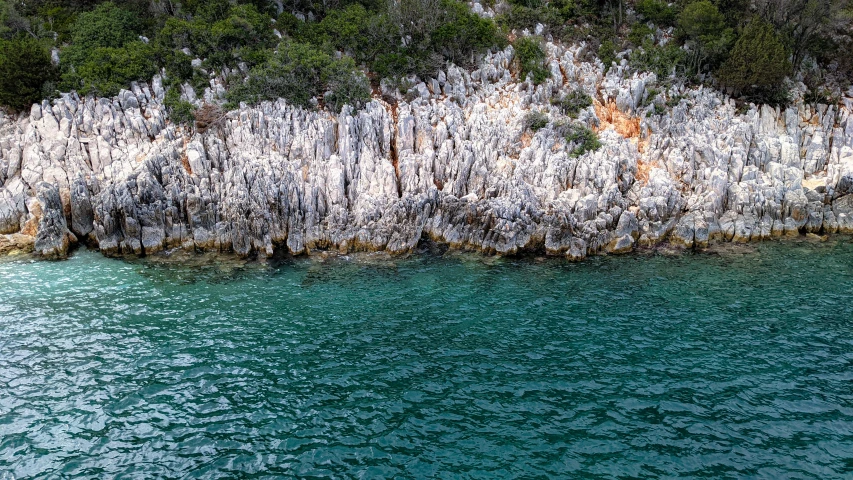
(2, 42, 853, 260)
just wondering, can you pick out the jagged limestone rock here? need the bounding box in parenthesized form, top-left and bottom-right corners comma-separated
(0, 45, 852, 260)
(33, 182, 75, 258)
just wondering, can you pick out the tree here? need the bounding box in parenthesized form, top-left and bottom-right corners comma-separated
(717, 18, 791, 103)
(754, 0, 850, 69)
(677, 1, 734, 75)
(68, 2, 141, 52)
(636, 0, 677, 26)
(0, 36, 55, 111)
(70, 41, 158, 96)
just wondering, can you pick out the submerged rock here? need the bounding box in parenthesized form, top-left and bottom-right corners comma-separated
(0, 233, 34, 255)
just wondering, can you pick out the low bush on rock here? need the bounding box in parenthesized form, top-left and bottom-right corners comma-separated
(629, 41, 686, 80)
(163, 88, 196, 125)
(513, 36, 550, 85)
(551, 89, 592, 117)
(225, 41, 370, 113)
(558, 122, 601, 157)
(523, 111, 549, 131)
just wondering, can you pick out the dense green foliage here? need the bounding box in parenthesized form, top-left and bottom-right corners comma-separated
(57, 2, 157, 96)
(0, 36, 56, 111)
(0, 0, 503, 112)
(635, 0, 676, 26)
(514, 36, 550, 84)
(0, 0, 850, 113)
(226, 41, 370, 112)
(718, 18, 792, 103)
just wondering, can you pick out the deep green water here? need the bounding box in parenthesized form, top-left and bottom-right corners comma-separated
(1, 240, 853, 479)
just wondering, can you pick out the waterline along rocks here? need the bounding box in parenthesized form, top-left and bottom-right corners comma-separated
(2, 42, 853, 260)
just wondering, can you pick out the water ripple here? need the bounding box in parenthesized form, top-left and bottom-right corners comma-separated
(1, 240, 853, 478)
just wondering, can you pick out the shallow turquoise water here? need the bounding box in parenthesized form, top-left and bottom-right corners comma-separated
(1, 240, 853, 479)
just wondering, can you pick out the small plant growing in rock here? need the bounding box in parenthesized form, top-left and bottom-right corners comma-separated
(523, 111, 549, 132)
(163, 88, 196, 126)
(641, 86, 659, 108)
(597, 39, 617, 72)
(666, 94, 684, 107)
(561, 123, 601, 157)
(513, 36, 550, 85)
(551, 88, 592, 117)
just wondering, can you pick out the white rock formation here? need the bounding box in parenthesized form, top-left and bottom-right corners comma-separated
(1, 42, 852, 259)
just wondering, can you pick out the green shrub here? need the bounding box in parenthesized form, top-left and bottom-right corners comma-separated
(551, 88, 592, 117)
(0, 37, 56, 111)
(163, 88, 196, 125)
(508, 0, 545, 8)
(67, 2, 141, 54)
(154, 4, 274, 70)
(628, 23, 655, 46)
(514, 36, 550, 84)
(497, 4, 564, 33)
(636, 0, 677, 26)
(323, 56, 372, 113)
(497, 0, 592, 38)
(58, 2, 159, 97)
(598, 39, 617, 71)
(560, 123, 601, 157)
(29, 5, 78, 43)
(717, 18, 791, 104)
(522, 110, 549, 131)
(157, 49, 194, 86)
(431, 0, 505, 68)
(677, 1, 733, 74)
(63, 41, 157, 97)
(306, 4, 375, 58)
(373, 52, 417, 79)
(226, 41, 370, 113)
(206, 4, 273, 67)
(629, 41, 685, 79)
(276, 12, 302, 37)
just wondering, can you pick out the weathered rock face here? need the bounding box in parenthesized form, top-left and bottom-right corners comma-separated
(1, 42, 853, 260)
(32, 182, 75, 258)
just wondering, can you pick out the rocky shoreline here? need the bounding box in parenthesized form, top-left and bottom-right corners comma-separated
(2, 41, 853, 261)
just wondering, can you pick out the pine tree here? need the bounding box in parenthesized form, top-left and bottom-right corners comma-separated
(717, 18, 791, 103)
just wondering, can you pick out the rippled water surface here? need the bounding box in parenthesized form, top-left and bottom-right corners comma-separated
(2, 240, 853, 478)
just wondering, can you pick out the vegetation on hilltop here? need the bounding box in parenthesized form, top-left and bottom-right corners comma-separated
(0, 0, 850, 114)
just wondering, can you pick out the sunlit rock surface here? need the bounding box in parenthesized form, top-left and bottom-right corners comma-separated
(2, 42, 852, 259)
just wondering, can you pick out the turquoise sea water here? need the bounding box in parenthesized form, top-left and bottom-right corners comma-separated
(1, 240, 852, 478)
